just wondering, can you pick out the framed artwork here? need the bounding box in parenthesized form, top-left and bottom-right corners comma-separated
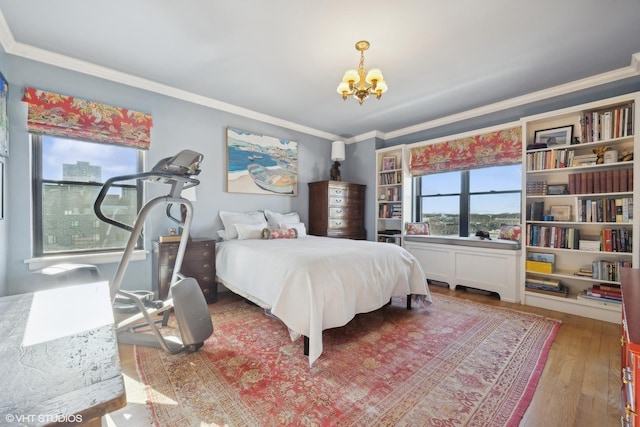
(382, 156, 396, 171)
(0, 71, 7, 158)
(534, 125, 573, 147)
(226, 127, 298, 196)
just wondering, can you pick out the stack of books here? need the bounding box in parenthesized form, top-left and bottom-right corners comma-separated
(525, 276, 568, 297)
(574, 267, 594, 278)
(577, 284, 622, 305)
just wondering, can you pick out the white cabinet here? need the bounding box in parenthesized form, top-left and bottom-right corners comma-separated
(404, 237, 521, 303)
(521, 92, 639, 323)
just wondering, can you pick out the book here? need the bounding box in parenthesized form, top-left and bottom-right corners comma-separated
(577, 290, 622, 305)
(589, 285, 622, 299)
(526, 260, 553, 274)
(526, 276, 561, 288)
(525, 283, 568, 298)
(586, 290, 622, 302)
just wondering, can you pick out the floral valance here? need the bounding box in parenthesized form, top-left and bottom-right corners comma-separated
(22, 87, 152, 149)
(409, 126, 522, 176)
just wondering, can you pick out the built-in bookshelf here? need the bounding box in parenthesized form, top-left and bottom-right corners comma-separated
(522, 92, 639, 323)
(375, 145, 410, 245)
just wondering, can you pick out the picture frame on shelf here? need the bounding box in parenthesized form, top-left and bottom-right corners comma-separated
(534, 125, 573, 147)
(546, 184, 568, 195)
(550, 205, 572, 221)
(382, 156, 396, 171)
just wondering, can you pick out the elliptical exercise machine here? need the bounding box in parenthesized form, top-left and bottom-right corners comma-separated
(94, 149, 213, 353)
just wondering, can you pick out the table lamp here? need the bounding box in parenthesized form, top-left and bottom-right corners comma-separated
(330, 140, 345, 181)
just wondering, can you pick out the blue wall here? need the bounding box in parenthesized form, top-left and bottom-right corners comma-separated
(2, 55, 333, 295)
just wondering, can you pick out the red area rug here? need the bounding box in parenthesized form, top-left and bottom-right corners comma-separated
(135, 293, 560, 426)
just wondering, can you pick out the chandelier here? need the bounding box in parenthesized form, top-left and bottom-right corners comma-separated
(336, 40, 388, 105)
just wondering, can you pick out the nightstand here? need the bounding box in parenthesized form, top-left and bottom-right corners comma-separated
(152, 238, 217, 303)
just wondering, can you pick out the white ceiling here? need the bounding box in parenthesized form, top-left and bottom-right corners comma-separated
(0, 1, 639, 142)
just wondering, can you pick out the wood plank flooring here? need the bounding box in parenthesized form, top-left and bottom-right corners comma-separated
(104, 285, 622, 426)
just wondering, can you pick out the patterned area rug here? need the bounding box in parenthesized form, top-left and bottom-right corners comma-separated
(135, 294, 560, 426)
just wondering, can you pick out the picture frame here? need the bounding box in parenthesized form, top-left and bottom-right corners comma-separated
(550, 205, 572, 222)
(382, 156, 396, 171)
(0, 71, 7, 158)
(226, 127, 298, 196)
(534, 125, 573, 147)
(546, 184, 569, 195)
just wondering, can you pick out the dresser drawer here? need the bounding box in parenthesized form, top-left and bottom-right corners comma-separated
(328, 185, 364, 199)
(329, 206, 363, 218)
(328, 218, 363, 230)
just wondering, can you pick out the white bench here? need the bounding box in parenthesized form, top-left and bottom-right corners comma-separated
(404, 235, 521, 303)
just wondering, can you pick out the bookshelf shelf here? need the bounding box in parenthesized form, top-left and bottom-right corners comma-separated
(525, 269, 622, 285)
(522, 92, 639, 323)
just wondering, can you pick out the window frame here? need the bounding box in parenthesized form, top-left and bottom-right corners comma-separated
(413, 165, 522, 237)
(31, 134, 144, 257)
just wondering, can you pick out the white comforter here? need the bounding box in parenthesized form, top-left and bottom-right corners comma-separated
(215, 236, 431, 365)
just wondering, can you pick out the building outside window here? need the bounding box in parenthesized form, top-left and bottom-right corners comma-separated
(414, 164, 521, 238)
(33, 135, 142, 256)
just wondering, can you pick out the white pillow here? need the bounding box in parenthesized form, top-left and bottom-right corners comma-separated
(235, 222, 268, 240)
(219, 211, 267, 240)
(264, 209, 301, 228)
(216, 230, 228, 240)
(280, 222, 307, 237)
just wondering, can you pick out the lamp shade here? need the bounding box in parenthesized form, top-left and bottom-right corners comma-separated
(331, 140, 346, 161)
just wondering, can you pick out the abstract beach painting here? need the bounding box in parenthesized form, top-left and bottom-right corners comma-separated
(226, 128, 298, 196)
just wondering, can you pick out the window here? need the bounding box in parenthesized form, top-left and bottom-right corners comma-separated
(414, 164, 521, 238)
(33, 135, 143, 256)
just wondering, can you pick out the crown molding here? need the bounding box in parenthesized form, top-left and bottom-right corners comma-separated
(380, 59, 640, 141)
(631, 52, 640, 73)
(345, 130, 385, 144)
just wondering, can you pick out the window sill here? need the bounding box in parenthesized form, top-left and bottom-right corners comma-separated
(24, 250, 148, 271)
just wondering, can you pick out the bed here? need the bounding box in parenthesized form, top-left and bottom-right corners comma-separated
(214, 210, 431, 366)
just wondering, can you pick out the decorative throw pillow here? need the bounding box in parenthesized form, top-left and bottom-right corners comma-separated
(264, 209, 301, 228)
(262, 228, 298, 240)
(219, 210, 267, 240)
(280, 222, 307, 237)
(235, 222, 268, 240)
(499, 224, 521, 242)
(406, 222, 430, 235)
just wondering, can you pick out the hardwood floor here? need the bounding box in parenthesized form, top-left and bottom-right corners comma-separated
(104, 286, 622, 427)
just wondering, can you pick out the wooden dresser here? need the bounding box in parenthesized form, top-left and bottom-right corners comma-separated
(621, 267, 640, 427)
(308, 180, 366, 239)
(152, 238, 217, 303)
